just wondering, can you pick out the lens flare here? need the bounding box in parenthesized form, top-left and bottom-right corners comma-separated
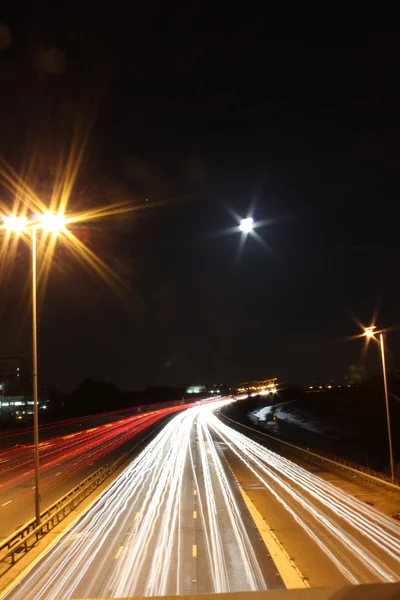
(39, 212, 66, 234)
(2, 215, 27, 234)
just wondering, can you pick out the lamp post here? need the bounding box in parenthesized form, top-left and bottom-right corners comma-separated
(31, 225, 40, 525)
(364, 326, 395, 484)
(2, 212, 66, 524)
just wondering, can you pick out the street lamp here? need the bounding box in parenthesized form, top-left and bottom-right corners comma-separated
(2, 211, 66, 525)
(3, 214, 27, 234)
(40, 211, 66, 234)
(364, 326, 375, 339)
(363, 326, 395, 484)
(239, 217, 254, 233)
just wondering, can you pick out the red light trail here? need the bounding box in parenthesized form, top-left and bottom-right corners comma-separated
(0, 403, 193, 496)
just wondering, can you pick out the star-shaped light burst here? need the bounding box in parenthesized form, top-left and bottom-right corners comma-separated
(364, 326, 376, 339)
(3, 214, 28, 234)
(0, 154, 152, 311)
(0, 203, 140, 308)
(239, 217, 254, 233)
(216, 203, 272, 265)
(333, 308, 399, 365)
(39, 211, 67, 234)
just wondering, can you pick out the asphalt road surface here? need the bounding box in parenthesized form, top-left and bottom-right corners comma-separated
(5, 399, 400, 599)
(5, 401, 279, 599)
(216, 412, 400, 587)
(0, 404, 189, 540)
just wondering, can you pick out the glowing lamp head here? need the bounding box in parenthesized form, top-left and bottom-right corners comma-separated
(2, 215, 27, 234)
(39, 212, 66, 234)
(364, 326, 376, 339)
(239, 217, 254, 233)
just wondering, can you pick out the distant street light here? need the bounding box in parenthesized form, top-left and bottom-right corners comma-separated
(2, 211, 68, 525)
(363, 326, 394, 484)
(364, 326, 375, 339)
(239, 217, 254, 233)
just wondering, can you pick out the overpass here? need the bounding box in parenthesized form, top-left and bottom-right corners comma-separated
(51, 585, 400, 600)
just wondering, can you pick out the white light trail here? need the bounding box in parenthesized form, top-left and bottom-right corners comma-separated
(208, 412, 400, 584)
(5, 401, 400, 599)
(197, 411, 265, 591)
(5, 399, 266, 599)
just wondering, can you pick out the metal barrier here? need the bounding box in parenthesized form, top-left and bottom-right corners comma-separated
(0, 454, 124, 572)
(220, 412, 400, 492)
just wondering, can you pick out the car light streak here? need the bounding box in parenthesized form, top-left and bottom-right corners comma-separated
(208, 412, 400, 584)
(5, 400, 400, 599)
(0, 405, 154, 442)
(6, 399, 267, 599)
(0, 404, 193, 494)
(197, 411, 265, 592)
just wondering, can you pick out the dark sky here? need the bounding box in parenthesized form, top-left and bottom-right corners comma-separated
(0, 12, 399, 390)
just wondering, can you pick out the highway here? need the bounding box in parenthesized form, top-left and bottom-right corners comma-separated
(4, 399, 400, 598)
(4, 400, 277, 598)
(213, 412, 400, 586)
(0, 403, 190, 540)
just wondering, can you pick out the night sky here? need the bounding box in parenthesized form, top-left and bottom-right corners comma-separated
(0, 13, 399, 391)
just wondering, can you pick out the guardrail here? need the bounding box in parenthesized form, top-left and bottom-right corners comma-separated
(0, 453, 127, 576)
(220, 412, 400, 492)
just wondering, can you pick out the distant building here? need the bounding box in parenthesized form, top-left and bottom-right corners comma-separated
(0, 356, 31, 395)
(186, 385, 207, 395)
(0, 356, 35, 422)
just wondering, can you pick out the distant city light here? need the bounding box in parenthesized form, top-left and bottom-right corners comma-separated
(186, 385, 206, 394)
(239, 217, 254, 233)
